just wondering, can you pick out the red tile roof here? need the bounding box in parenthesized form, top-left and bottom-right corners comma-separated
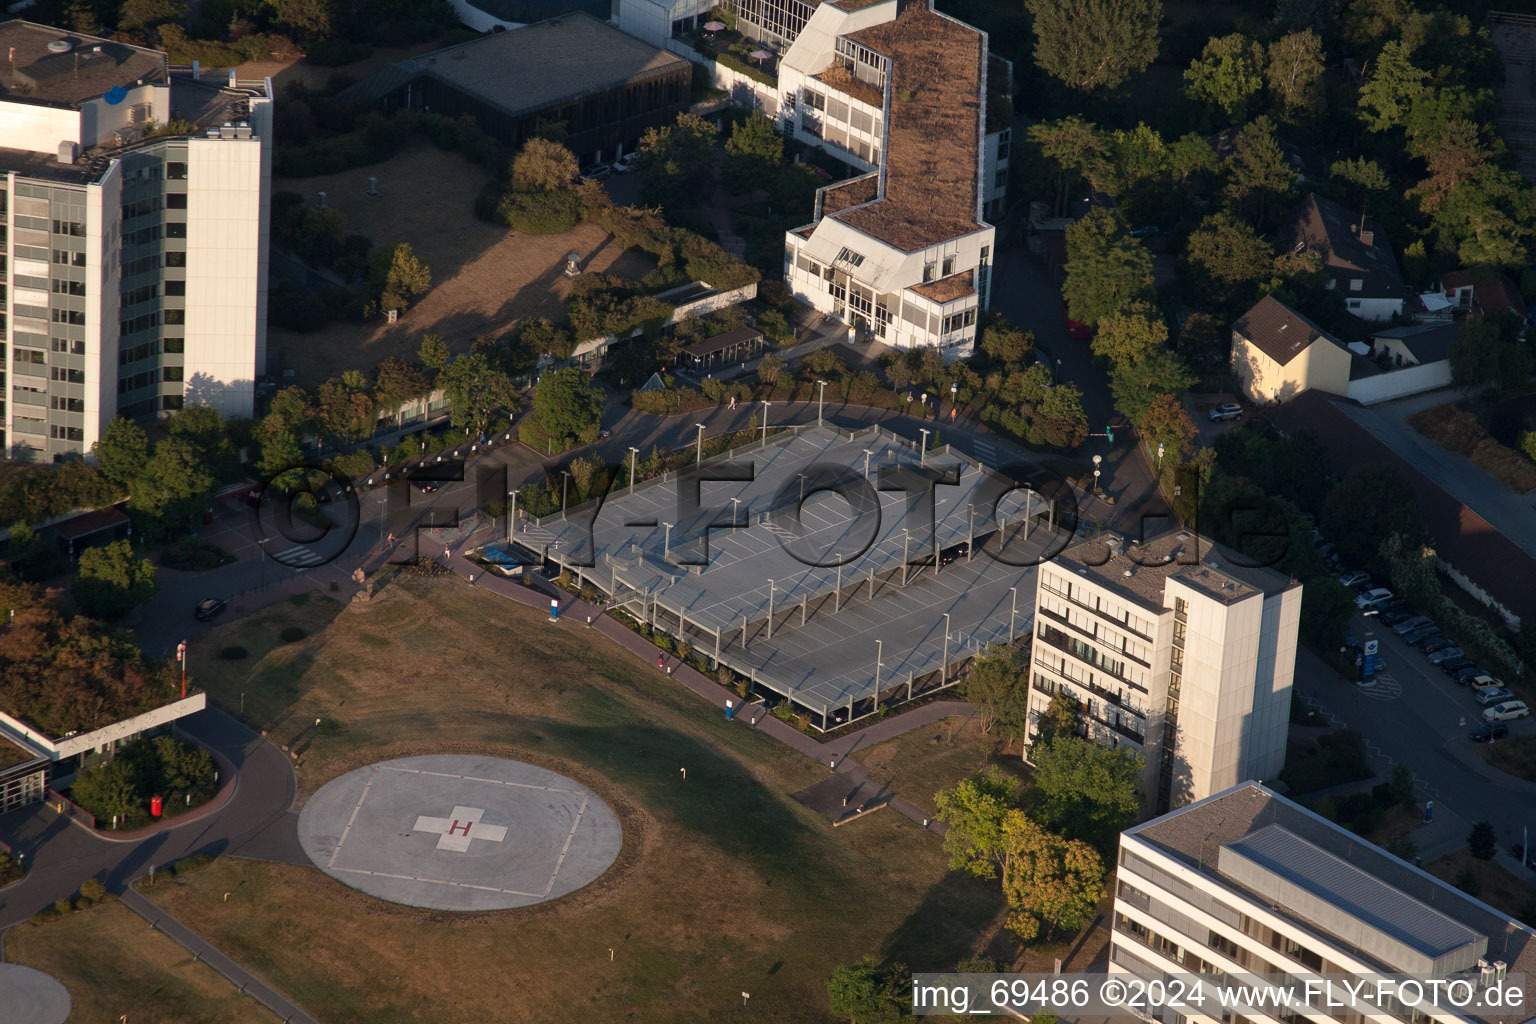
(1441, 269, 1529, 319)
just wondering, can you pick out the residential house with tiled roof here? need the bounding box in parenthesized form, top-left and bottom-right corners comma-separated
(1440, 269, 1529, 322)
(1231, 296, 1350, 404)
(1232, 296, 1456, 406)
(1286, 192, 1409, 321)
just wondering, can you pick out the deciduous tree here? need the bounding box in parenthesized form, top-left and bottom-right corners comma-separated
(92, 418, 149, 492)
(437, 351, 518, 439)
(511, 138, 579, 192)
(72, 540, 157, 620)
(529, 367, 604, 448)
(827, 956, 908, 1023)
(962, 647, 1030, 740)
(723, 114, 784, 195)
(1027, 734, 1143, 852)
(1062, 208, 1153, 327)
(1265, 30, 1325, 117)
(1222, 117, 1292, 225)
(1091, 302, 1166, 366)
(1110, 349, 1196, 426)
(1024, 0, 1162, 95)
(1183, 34, 1265, 122)
(418, 334, 450, 370)
(999, 812, 1106, 943)
(934, 768, 1022, 880)
(1183, 212, 1275, 307)
(372, 243, 431, 315)
(1139, 393, 1198, 460)
(128, 436, 214, 535)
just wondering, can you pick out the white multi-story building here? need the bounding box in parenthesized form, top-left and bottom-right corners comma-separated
(779, 0, 997, 355)
(1113, 781, 1536, 1024)
(1028, 530, 1301, 814)
(611, 0, 1012, 354)
(1, 21, 271, 461)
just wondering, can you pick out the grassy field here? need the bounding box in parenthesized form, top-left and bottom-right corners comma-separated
(147, 576, 1007, 1022)
(268, 143, 655, 387)
(6, 900, 274, 1024)
(855, 715, 1025, 817)
(1487, 734, 1536, 782)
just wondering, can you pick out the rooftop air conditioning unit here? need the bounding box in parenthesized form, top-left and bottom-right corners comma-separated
(56, 140, 79, 164)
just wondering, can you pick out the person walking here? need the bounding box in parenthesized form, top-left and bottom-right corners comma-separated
(658, 653, 665, 670)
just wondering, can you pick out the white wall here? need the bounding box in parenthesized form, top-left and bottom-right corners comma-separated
(79, 82, 170, 149)
(0, 98, 80, 154)
(1346, 295, 1403, 322)
(183, 134, 264, 417)
(1233, 333, 1350, 404)
(85, 164, 123, 448)
(617, 0, 712, 48)
(1346, 360, 1452, 405)
(447, 0, 525, 32)
(0, 694, 206, 759)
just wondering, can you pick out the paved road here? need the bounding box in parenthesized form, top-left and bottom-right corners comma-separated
(119, 887, 320, 1024)
(1292, 611, 1536, 878)
(0, 708, 297, 930)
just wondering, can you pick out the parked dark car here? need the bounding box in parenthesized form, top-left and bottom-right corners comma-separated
(194, 597, 227, 622)
(1378, 605, 1414, 626)
(1470, 722, 1509, 743)
(1438, 656, 1475, 676)
(1420, 635, 1456, 654)
(1402, 625, 1442, 645)
(1453, 665, 1488, 684)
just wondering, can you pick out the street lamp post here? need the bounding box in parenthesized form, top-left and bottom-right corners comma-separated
(257, 537, 269, 591)
(1009, 586, 1018, 639)
(902, 529, 910, 587)
(695, 422, 706, 464)
(875, 639, 883, 699)
(628, 446, 640, 493)
(817, 379, 827, 425)
(919, 428, 930, 465)
(730, 496, 742, 525)
(799, 473, 807, 505)
(862, 448, 873, 481)
(760, 400, 771, 448)
(767, 579, 776, 639)
(507, 490, 518, 542)
(663, 522, 673, 562)
(942, 612, 951, 682)
(561, 470, 571, 518)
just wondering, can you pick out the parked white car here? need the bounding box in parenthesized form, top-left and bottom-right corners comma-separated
(611, 152, 636, 174)
(1355, 588, 1394, 612)
(1483, 700, 1530, 722)
(1338, 570, 1371, 589)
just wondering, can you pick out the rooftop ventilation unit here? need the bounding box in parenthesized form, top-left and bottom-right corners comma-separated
(47, 39, 73, 54)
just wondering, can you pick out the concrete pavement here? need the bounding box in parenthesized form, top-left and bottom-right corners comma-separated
(1292, 612, 1536, 882)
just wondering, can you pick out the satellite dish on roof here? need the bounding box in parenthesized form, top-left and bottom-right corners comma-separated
(104, 86, 128, 105)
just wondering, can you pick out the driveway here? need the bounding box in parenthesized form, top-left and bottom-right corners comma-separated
(0, 708, 297, 929)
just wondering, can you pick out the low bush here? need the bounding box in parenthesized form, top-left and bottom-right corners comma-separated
(496, 187, 585, 234)
(280, 626, 307, 643)
(175, 853, 216, 875)
(160, 538, 235, 572)
(220, 646, 248, 660)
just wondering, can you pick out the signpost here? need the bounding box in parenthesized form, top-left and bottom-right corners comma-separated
(1362, 636, 1379, 681)
(549, 598, 560, 623)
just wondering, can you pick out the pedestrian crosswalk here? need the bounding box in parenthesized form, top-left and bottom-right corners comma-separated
(971, 439, 997, 467)
(270, 543, 327, 568)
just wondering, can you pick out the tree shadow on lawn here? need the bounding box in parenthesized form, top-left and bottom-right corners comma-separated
(534, 716, 850, 900)
(881, 868, 1006, 971)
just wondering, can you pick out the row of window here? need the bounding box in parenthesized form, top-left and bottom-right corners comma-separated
(117, 366, 181, 393)
(119, 337, 183, 363)
(941, 308, 977, 335)
(50, 338, 85, 354)
(52, 249, 87, 267)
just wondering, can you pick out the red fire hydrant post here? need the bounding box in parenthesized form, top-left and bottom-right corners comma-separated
(150, 795, 163, 818)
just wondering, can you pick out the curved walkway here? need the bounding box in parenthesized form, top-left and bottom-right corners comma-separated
(0, 708, 297, 930)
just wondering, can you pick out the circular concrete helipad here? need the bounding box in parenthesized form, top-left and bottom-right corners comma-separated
(298, 755, 621, 911)
(0, 964, 71, 1024)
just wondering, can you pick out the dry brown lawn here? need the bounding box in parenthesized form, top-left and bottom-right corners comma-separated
(152, 577, 1007, 1022)
(269, 143, 655, 387)
(7, 899, 273, 1024)
(856, 716, 1023, 818)
(1408, 403, 1536, 494)
(1427, 849, 1536, 924)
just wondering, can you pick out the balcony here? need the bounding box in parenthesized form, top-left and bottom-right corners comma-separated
(1035, 621, 1143, 688)
(1037, 604, 1151, 671)
(1039, 580, 1155, 643)
(1034, 655, 1147, 719)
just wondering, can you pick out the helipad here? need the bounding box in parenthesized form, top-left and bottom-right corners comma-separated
(297, 755, 621, 911)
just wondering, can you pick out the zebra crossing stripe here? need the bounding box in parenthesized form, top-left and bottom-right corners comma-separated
(272, 544, 326, 566)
